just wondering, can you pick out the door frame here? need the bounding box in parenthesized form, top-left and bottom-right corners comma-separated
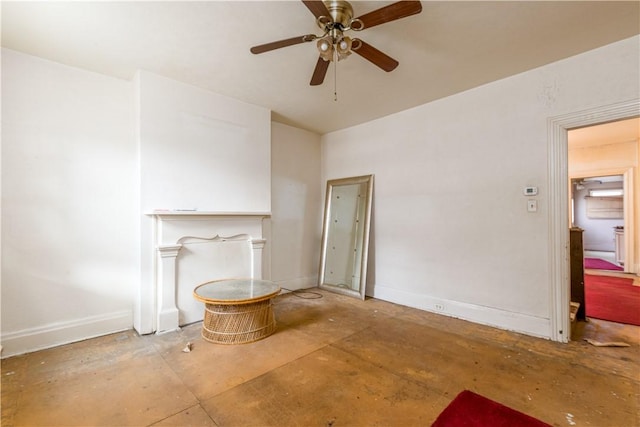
(547, 99, 639, 343)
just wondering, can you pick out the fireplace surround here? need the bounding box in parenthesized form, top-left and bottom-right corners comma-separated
(139, 211, 270, 334)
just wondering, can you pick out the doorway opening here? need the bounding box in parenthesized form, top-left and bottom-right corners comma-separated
(548, 100, 639, 343)
(567, 119, 639, 334)
(568, 118, 638, 273)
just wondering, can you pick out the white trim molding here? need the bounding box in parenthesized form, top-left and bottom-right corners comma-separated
(274, 276, 319, 292)
(547, 99, 640, 343)
(373, 285, 551, 339)
(1, 311, 132, 359)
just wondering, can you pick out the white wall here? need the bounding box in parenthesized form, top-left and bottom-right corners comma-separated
(137, 71, 271, 213)
(135, 71, 271, 334)
(1, 49, 138, 356)
(1, 53, 275, 354)
(270, 122, 322, 290)
(321, 36, 640, 339)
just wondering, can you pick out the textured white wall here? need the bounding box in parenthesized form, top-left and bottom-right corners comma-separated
(321, 36, 640, 339)
(137, 71, 271, 213)
(1, 49, 138, 355)
(270, 122, 322, 291)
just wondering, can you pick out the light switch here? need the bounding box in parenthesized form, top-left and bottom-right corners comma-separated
(527, 200, 537, 212)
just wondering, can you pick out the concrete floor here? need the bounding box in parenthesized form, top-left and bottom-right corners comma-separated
(2, 288, 639, 426)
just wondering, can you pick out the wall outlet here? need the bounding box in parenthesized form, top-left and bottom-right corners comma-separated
(435, 303, 445, 311)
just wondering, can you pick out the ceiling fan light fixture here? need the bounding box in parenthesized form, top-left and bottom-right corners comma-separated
(336, 36, 352, 60)
(337, 36, 351, 51)
(317, 36, 334, 61)
(317, 39, 330, 52)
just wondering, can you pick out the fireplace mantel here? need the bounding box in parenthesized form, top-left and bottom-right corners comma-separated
(145, 210, 271, 217)
(138, 210, 271, 334)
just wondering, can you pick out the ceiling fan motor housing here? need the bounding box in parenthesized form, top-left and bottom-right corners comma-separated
(322, 0, 354, 28)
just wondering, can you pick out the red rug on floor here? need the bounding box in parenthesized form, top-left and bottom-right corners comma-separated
(584, 257, 623, 271)
(585, 274, 640, 326)
(431, 390, 551, 427)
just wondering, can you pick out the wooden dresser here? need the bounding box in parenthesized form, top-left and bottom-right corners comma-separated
(570, 227, 586, 321)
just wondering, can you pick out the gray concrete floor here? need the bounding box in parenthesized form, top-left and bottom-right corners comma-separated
(2, 288, 639, 426)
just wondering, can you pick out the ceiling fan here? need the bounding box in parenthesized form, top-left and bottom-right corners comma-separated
(250, 1, 422, 86)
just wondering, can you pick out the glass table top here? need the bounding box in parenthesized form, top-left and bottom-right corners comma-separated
(193, 279, 281, 303)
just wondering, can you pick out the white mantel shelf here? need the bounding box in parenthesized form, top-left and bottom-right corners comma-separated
(145, 211, 271, 217)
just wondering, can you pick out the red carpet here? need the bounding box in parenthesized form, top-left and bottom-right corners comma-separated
(432, 390, 550, 427)
(584, 257, 623, 271)
(585, 274, 640, 326)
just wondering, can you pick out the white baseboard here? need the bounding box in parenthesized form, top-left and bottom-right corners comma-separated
(1, 310, 133, 358)
(372, 285, 551, 340)
(274, 276, 318, 292)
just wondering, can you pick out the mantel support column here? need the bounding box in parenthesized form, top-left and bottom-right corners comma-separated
(251, 239, 266, 279)
(157, 244, 182, 333)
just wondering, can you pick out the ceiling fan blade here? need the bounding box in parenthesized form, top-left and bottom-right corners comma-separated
(310, 56, 330, 86)
(351, 39, 399, 72)
(250, 34, 316, 54)
(301, 0, 331, 19)
(352, 1, 422, 30)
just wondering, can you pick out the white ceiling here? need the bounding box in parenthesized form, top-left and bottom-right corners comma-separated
(2, 1, 639, 134)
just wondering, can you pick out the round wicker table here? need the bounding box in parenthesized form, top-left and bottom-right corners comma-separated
(193, 279, 281, 345)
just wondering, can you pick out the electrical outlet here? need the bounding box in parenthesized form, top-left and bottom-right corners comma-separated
(435, 304, 445, 311)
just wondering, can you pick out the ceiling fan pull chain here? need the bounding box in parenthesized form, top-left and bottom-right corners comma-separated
(334, 50, 338, 102)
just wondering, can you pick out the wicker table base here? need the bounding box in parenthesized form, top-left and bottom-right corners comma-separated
(193, 279, 281, 345)
(202, 299, 276, 344)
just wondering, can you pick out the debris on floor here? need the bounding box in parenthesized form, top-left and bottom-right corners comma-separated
(584, 338, 630, 347)
(182, 342, 193, 353)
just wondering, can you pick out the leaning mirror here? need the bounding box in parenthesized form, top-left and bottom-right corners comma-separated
(319, 175, 374, 299)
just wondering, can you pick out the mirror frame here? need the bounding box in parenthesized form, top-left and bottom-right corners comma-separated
(318, 174, 374, 299)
